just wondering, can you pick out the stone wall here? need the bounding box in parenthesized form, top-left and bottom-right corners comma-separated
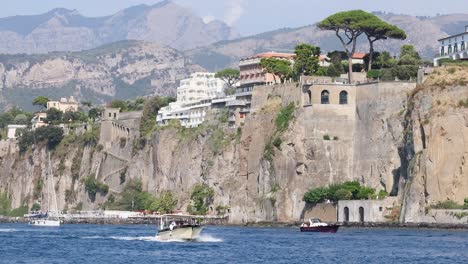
(302, 203, 337, 222)
(251, 83, 302, 111)
(99, 110, 143, 149)
(337, 197, 399, 223)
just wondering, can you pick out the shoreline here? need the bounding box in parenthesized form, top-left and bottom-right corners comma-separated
(2, 217, 468, 230)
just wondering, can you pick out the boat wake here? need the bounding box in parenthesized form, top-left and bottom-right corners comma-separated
(0, 228, 16, 233)
(81, 234, 223, 243)
(194, 234, 223, 243)
(111, 236, 160, 242)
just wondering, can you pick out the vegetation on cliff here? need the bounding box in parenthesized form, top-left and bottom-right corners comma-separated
(103, 179, 177, 214)
(303, 181, 387, 204)
(84, 174, 109, 201)
(187, 183, 215, 215)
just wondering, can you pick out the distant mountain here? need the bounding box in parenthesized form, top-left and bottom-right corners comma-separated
(187, 13, 468, 71)
(0, 41, 204, 110)
(0, 0, 239, 54)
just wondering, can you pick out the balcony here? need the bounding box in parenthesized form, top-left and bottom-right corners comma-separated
(226, 100, 247, 107)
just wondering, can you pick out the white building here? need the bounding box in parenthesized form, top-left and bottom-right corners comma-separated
(434, 25, 468, 66)
(31, 112, 48, 130)
(47, 96, 79, 113)
(157, 72, 227, 128)
(176, 72, 226, 105)
(7, 125, 27, 139)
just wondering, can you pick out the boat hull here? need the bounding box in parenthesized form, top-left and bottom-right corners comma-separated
(157, 225, 202, 241)
(300, 225, 339, 233)
(29, 219, 60, 227)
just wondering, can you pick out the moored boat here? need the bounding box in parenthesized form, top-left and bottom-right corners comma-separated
(28, 152, 61, 227)
(157, 214, 203, 241)
(300, 218, 340, 233)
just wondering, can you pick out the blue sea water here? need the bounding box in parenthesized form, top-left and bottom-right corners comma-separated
(0, 224, 467, 263)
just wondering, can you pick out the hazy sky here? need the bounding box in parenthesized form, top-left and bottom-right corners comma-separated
(1, 0, 467, 35)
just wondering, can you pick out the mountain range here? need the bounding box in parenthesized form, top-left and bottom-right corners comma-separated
(0, 1, 467, 108)
(0, 0, 239, 53)
(0, 41, 203, 110)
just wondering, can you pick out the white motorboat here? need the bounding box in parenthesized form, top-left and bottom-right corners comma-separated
(157, 214, 203, 241)
(29, 152, 61, 227)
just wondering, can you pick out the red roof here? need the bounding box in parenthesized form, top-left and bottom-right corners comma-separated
(352, 53, 368, 59)
(241, 52, 295, 61)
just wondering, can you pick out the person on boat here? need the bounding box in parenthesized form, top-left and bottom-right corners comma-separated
(169, 221, 177, 231)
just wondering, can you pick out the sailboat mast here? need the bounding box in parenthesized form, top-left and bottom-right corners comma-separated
(47, 152, 51, 212)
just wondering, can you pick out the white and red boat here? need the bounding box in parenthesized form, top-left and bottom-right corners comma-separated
(300, 218, 340, 233)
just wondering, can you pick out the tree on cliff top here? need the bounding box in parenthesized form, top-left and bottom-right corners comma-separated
(292, 43, 321, 80)
(32, 96, 49, 110)
(215, 68, 240, 88)
(360, 18, 406, 70)
(317, 10, 376, 83)
(260, 58, 292, 83)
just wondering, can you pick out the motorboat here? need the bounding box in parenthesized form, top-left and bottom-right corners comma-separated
(157, 214, 203, 241)
(300, 218, 340, 233)
(28, 152, 61, 227)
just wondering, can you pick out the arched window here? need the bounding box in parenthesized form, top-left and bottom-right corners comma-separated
(344, 207, 349, 222)
(321, 90, 329, 104)
(339, 91, 348, 105)
(359, 207, 364, 222)
(307, 90, 312, 105)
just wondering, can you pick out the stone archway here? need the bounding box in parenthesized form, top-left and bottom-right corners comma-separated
(321, 90, 329, 104)
(344, 207, 349, 222)
(359, 206, 364, 222)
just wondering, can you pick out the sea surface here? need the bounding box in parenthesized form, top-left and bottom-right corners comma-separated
(0, 224, 467, 263)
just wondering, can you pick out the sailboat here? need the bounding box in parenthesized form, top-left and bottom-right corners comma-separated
(29, 152, 61, 227)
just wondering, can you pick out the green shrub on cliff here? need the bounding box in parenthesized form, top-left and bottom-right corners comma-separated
(103, 179, 177, 213)
(0, 192, 11, 216)
(303, 181, 377, 204)
(17, 126, 64, 153)
(84, 174, 109, 201)
(187, 183, 214, 215)
(275, 102, 296, 132)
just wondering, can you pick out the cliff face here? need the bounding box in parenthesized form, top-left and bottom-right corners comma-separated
(0, 41, 204, 110)
(0, 72, 466, 224)
(401, 68, 468, 222)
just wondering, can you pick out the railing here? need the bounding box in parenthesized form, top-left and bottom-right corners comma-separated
(226, 100, 247, 107)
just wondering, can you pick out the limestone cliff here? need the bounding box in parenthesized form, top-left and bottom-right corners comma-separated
(0, 71, 466, 224)
(401, 67, 468, 223)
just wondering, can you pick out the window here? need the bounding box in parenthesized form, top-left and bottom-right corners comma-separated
(344, 207, 349, 222)
(321, 90, 329, 104)
(339, 91, 348, 105)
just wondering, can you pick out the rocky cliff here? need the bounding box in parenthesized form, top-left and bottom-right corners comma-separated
(401, 67, 468, 222)
(0, 41, 204, 110)
(0, 1, 238, 53)
(0, 69, 466, 224)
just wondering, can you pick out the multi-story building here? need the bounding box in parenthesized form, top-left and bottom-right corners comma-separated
(226, 52, 295, 126)
(156, 72, 227, 128)
(176, 72, 226, 105)
(434, 25, 468, 66)
(239, 52, 295, 87)
(31, 112, 48, 130)
(47, 96, 79, 113)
